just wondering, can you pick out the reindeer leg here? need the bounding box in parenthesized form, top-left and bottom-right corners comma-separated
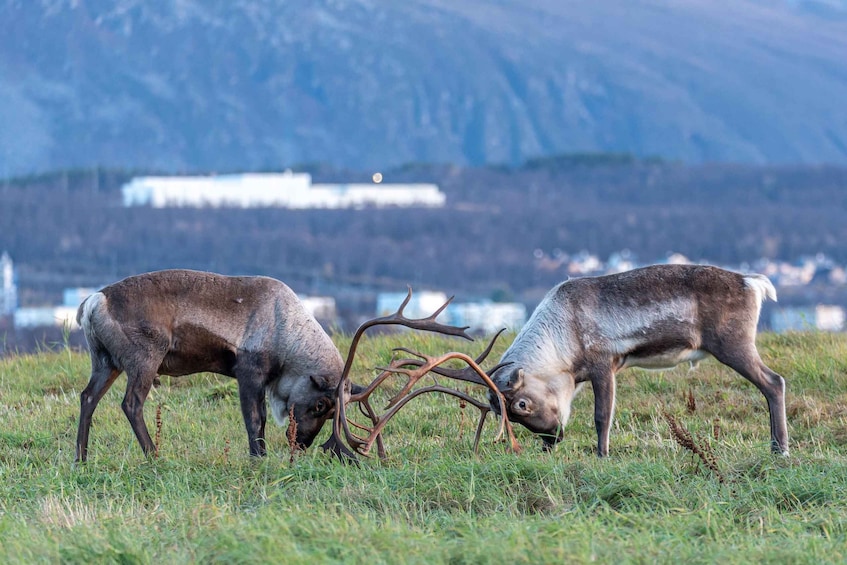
(76, 354, 121, 462)
(258, 389, 268, 447)
(121, 365, 159, 457)
(590, 369, 617, 457)
(712, 346, 789, 455)
(235, 369, 268, 457)
(760, 363, 790, 455)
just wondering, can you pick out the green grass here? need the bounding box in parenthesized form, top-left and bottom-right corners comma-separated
(1, 332, 846, 563)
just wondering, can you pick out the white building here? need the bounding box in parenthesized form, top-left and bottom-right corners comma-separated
(1, 251, 16, 315)
(770, 305, 846, 332)
(14, 306, 79, 329)
(450, 301, 527, 334)
(121, 172, 445, 209)
(298, 295, 338, 323)
(63, 287, 97, 307)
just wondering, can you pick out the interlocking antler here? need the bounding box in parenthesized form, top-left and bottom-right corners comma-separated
(391, 328, 514, 387)
(320, 288, 521, 461)
(339, 286, 473, 380)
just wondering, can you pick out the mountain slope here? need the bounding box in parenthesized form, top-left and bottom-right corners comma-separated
(1, 0, 846, 175)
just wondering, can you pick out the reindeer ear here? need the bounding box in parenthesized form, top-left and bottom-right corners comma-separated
(504, 368, 525, 391)
(310, 375, 332, 391)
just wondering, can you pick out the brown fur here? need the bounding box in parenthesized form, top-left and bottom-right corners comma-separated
(75, 269, 343, 462)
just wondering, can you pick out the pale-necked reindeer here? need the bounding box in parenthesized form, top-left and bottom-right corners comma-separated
(75, 269, 479, 462)
(488, 264, 789, 457)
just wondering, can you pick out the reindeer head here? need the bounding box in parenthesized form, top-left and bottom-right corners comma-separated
(489, 367, 579, 451)
(268, 373, 338, 448)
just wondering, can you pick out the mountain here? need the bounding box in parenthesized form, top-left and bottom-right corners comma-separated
(1, 0, 847, 176)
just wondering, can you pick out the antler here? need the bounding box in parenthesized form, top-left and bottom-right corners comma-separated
(326, 349, 521, 460)
(321, 287, 473, 461)
(320, 292, 521, 461)
(338, 286, 473, 385)
(392, 328, 514, 386)
(353, 350, 521, 457)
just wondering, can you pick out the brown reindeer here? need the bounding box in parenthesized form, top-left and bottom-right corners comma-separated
(75, 269, 350, 461)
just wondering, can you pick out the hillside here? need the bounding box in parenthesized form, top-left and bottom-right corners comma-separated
(2, 1, 847, 175)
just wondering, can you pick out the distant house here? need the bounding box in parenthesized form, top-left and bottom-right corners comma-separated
(121, 172, 445, 209)
(63, 287, 97, 308)
(298, 295, 338, 325)
(449, 301, 527, 334)
(770, 305, 845, 332)
(14, 306, 79, 329)
(1, 251, 17, 316)
(9, 284, 93, 330)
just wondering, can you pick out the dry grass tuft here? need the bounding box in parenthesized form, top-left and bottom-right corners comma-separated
(685, 388, 696, 413)
(154, 402, 163, 458)
(287, 405, 300, 463)
(663, 410, 724, 483)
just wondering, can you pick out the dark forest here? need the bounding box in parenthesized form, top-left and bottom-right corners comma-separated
(2, 156, 847, 314)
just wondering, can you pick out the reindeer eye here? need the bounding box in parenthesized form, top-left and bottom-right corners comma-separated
(517, 400, 528, 411)
(315, 400, 327, 413)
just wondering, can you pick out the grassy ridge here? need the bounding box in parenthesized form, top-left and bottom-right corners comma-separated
(0, 332, 846, 563)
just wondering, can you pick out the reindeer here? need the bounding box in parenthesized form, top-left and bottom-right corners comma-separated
(74, 269, 493, 463)
(74, 269, 347, 461)
(488, 264, 789, 457)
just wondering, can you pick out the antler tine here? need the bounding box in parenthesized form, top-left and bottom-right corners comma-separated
(320, 378, 360, 463)
(470, 327, 507, 363)
(390, 352, 485, 386)
(391, 328, 510, 385)
(378, 361, 438, 408)
(425, 293, 455, 321)
(348, 362, 404, 402)
(483, 360, 515, 379)
(338, 286, 473, 385)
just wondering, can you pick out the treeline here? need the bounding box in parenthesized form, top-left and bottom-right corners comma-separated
(2, 156, 847, 309)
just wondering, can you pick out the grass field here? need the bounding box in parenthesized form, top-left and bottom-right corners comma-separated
(1, 331, 846, 564)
